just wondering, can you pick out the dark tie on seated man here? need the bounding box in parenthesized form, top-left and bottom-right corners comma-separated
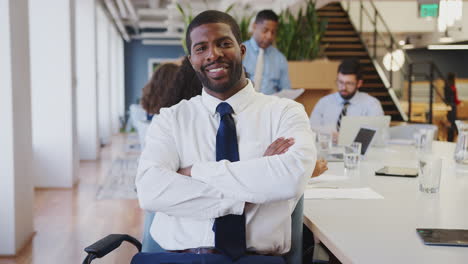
(135, 10, 316, 264)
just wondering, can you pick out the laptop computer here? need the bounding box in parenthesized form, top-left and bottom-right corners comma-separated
(338, 116, 391, 147)
(327, 127, 376, 162)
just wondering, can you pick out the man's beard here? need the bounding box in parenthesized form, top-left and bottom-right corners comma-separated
(195, 58, 243, 94)
(339, 90, 357, 100)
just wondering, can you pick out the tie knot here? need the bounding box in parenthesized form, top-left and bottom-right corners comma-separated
(343, 101, 350, 106)
(216, 102, 234, 117)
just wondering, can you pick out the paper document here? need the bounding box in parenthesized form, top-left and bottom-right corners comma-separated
(308, 173, 348, 184)
(273, 88, 305, 100)
(304, 187, 384, 200)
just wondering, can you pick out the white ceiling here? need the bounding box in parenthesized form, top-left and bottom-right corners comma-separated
(104, 0, 302, 42)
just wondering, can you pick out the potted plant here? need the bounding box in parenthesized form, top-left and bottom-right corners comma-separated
(276, 0, 339, 115)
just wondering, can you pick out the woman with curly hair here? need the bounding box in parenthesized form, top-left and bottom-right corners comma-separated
(140, 63, 180, 120)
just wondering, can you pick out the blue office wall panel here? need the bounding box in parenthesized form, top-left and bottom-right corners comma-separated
(124, 40, 185, 112)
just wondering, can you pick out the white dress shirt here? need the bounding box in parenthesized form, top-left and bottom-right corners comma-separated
(136, 79, 316, 255)
(309, 91, 384, 134)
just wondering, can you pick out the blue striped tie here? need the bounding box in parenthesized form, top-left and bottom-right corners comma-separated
(213, 102, 246, 260)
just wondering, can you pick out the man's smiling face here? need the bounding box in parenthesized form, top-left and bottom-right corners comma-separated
(188, 22, 246, 98)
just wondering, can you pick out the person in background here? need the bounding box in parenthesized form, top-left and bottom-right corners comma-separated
(243, 9, 291, 94)
(309, 58, 384, 143)
(445, 72, 461, 141)
(140, 63, 179, 121)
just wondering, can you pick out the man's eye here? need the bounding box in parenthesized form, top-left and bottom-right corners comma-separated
(195, 46, 206, 52)
(221, 41, 232, 47)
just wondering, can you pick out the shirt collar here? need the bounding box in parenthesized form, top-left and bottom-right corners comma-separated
(335, 91, 360, 105)
(248, 38, 273, 54)
(201, 79, 256, 116)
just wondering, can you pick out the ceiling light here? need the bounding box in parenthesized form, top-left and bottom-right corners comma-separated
(402, 44, 415, 49)
(383, 49, 405, 72)
(428, 45, 468, 50)
(439, 36, 453, 43)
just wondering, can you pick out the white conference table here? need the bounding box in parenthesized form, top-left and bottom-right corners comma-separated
(303, 141, 468, 264)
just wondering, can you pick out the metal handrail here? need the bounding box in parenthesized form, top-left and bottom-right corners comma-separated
(408, 61, 450, 124)
(358, 0, 413, 83)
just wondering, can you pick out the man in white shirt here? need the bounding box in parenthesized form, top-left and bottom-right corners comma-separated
(309, 58, 384, 142)
(136, 10, 316, 262)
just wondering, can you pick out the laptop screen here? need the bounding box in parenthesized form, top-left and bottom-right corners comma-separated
(353, 127, 376, 155)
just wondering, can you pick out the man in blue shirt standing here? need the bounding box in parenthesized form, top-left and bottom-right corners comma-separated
(310, 58, 384, 142)
(243, 10, 291, 95)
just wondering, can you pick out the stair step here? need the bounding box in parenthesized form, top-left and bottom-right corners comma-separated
(363, 74, 379, 79)
(324, 31, 358, 36)
(326, 51, 368, 56)
(319, 5, 343, 11)
(361, 83, 385, 88)
(319, 17, 350, 23)
(317, 11, 347, 17)
(326, 24, 354, 29)
(385, 110, 401, 116)
(362, 66, 375, 72)
(381, 101, 395, 106)
(326, 44, 364, 49)
(322, 36, 360, 42)
(368, 92, 390, 97)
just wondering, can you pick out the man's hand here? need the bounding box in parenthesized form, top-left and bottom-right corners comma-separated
(263, 137, 295, 156)
(177, 166, 192, 177)
(311, 159, 328, 177)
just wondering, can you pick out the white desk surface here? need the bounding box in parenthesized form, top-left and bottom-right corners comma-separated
(304, 141, 468, 264)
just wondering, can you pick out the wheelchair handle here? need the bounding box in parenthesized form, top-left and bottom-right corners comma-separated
(82, 234, 142, 264)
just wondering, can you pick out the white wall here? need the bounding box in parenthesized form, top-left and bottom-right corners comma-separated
(346, 1, 468, 43)
(117, 37, 126, 120)
(76, 0, 99, 160)
(110, 25, 120, 134)
(97, 4, 112, 145)
(29, 0, 78, 187)
(346, 1, 437, 33)
(0, 0, 34, 255)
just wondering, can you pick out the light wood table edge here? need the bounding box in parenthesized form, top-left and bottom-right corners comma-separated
(303, 215, 353, 264)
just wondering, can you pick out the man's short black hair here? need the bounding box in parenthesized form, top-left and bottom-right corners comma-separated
(337, 58, 362, 80)
(186, 10, 242, 55)
(254, 9, 279, 24)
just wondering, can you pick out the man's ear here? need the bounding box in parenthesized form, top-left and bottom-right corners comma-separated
(188, 55, 194, 68)
(357, 79, 363, 89)
(240, 44, 246, 59)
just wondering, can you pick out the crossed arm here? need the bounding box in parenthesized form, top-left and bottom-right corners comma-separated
(136, 104, 317, 219)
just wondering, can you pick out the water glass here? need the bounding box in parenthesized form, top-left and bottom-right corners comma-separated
(344, 142, 361, 169)
(418, 154, 442, 194)
(414, 129, 434, 153)
(317, 133, 332, 159)
(454, 121, 468, 171)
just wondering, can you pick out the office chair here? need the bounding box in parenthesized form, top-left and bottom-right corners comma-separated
(82, 197, 304, 264)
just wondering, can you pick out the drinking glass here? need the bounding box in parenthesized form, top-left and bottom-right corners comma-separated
(414, 129, 434, 153)
(344, 142, 361, 169)
(418, 154, 442, 194)
(454, 120, 468, 171)
(317, 132, 332, 159)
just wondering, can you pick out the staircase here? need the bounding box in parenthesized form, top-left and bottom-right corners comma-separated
(317, 2, 405, 121)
